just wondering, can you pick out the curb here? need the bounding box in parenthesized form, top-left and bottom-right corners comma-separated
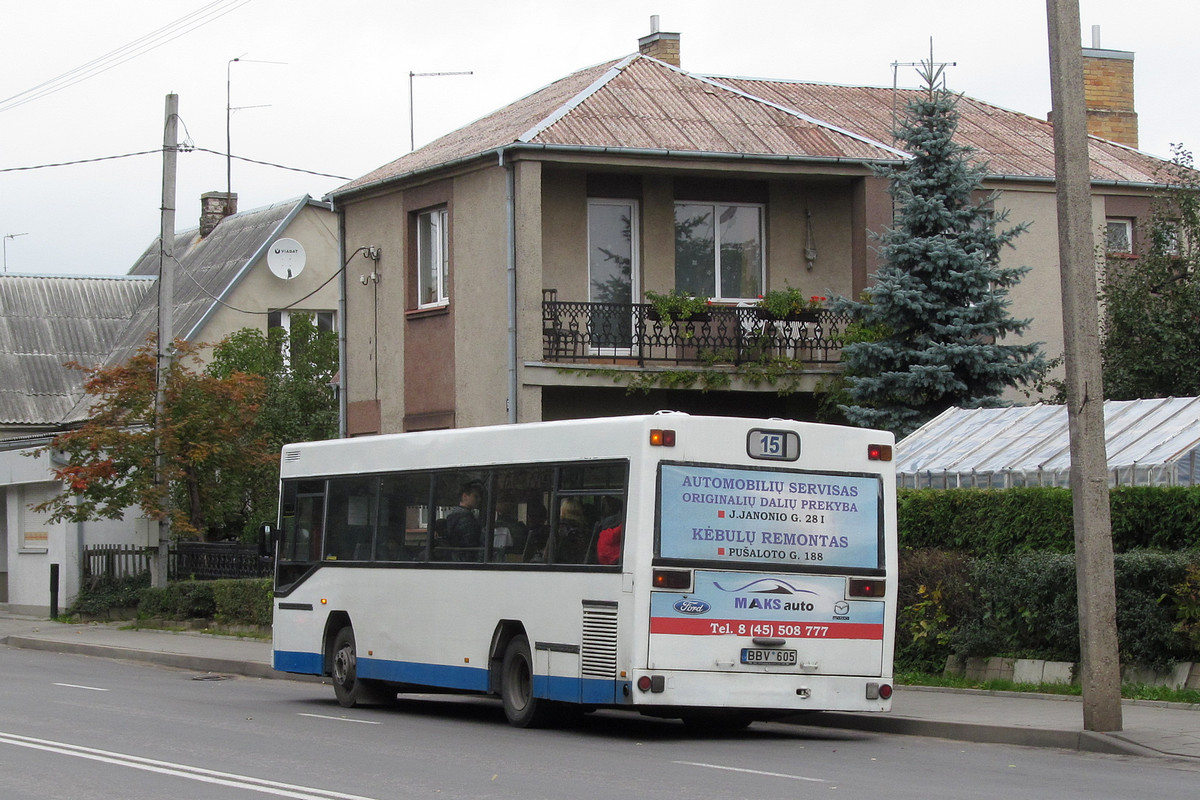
(788, 711, 1162, 758)
(2, 635, 283, 680)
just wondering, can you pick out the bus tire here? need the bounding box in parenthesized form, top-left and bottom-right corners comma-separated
(331, 627, 394, 708)
(500, 635, 552, 728)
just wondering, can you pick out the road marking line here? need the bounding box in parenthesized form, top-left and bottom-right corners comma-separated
(0, 731, 378, 800)
(674, 760, 827, 783)
(298, 713, 382, 725)
(53, 683, 109, 692)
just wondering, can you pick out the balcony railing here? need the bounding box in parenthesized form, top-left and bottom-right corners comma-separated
(541, 294, 849, 368)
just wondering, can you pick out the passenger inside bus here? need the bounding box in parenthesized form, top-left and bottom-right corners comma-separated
(554, 497, 591, 564)
(491, 500, 528, 562)
(439, 479, 485, 560)
(591, 496, 624, 565)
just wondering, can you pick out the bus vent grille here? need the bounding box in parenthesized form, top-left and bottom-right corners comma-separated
(283, 450, 302, 462)
(581, 604, 618, 678)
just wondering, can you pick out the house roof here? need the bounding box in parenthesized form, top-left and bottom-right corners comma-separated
(895, 397, 1200, 488)
(107, 195, 317, 370)
(334, 53, 1174, 198)
(0, 274, 153, 427)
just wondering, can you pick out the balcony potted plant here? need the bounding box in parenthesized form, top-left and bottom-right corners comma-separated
(645, 289, 712, 325)
(755, 287, 825, 321)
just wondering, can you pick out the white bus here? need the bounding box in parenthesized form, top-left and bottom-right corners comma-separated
(270, 413, 897, 728)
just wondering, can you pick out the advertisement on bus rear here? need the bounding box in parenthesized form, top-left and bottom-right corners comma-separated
(650, 571, 885, 640)
(657, 463, 882, 570)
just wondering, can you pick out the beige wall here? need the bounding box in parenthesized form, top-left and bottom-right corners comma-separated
(453, 164, 515, 428)
(193, 204, 341, 351)
(342, 191, 406, 433)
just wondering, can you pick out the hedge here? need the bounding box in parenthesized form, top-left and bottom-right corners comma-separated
(896, 549, 1200, 673)
(898, 486, 1200, 555)
(136, 578, 272, 627)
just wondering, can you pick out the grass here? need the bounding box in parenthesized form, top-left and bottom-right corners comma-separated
(896, 669, 1200, 705)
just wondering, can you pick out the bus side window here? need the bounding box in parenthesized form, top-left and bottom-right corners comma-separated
(325, 476, 377, 561)
(377, 473, 427, 561)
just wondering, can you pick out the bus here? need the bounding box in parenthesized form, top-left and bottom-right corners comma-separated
(270, 413, 897, 728)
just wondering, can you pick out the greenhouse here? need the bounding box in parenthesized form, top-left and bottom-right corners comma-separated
(895, 396, 1200, 489)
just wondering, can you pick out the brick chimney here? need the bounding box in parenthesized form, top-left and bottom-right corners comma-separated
(199, 191, 238, 237)
(638, 15, 680, 67)
(1082, 26, 1137, 148)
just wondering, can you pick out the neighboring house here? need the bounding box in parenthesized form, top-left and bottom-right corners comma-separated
(329, 24, 1174, 435)
(0, 193, 340, 615)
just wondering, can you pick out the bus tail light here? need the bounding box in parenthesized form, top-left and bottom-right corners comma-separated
(867, 443, 892, 461)
(650, 429, 676, 447)
(866, 682, 892, 700)
(637, 675, 665, 693)
(848, 578, 884, 598)
(652, 568, 692, 590)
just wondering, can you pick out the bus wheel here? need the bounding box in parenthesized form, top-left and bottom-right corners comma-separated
(331, 627, 394, 708)
(500, 635, 552, 728)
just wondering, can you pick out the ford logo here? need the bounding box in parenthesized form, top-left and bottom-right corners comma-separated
(674, 599, 711, 615)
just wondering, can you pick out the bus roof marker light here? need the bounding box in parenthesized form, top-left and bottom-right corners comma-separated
(649, 429, 676, 447)
(867, 443, 892, 461)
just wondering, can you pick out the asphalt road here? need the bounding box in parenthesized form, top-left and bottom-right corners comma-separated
(3, 644, 1199, 800)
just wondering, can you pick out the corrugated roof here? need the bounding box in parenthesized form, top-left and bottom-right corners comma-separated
(334, 55, 905, 197)
(895, 397, 1200, 488)
(334, 53, 1177, 198)
(107, 196, 311, 370)
(0, 274, 153, 426)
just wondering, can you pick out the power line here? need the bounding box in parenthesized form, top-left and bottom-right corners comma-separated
(0, 1, 252, 113)
(1, 145, 349, 181)
(191, 147, 351, 181)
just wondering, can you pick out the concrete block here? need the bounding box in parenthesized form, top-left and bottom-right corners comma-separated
(962, 657, 989, 681)
(1041, 661, 1075, 684)
(1012, 659, 1045, 684)
(985, 657, 1015, 681)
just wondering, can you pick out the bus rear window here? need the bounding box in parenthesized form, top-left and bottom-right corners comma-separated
(656, 463, 883, 570)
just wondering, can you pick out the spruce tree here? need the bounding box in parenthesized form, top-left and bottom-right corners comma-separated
(835, 65, 1045, 436)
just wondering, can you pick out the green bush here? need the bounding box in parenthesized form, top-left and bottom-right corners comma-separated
(68, 573, 150, 618)
(138, 580, 217, 620)
(895, 549, 973, 671)
(895, 549, 1200, 673)
(212, 578, 273, 627)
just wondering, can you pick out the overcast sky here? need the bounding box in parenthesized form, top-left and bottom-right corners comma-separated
(2, 0, 1196, 276)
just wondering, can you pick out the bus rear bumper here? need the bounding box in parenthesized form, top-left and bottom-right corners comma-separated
(626, 669, 893, 714)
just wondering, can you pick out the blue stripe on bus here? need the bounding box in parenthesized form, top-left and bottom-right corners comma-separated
(359, 657, 490, 692)
(274, 650, 624, 705)
(274, 650, 324, 674)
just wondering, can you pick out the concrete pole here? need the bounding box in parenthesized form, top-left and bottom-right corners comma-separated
(151, 94, 178, 589)
(1045, 0, 1123, 731)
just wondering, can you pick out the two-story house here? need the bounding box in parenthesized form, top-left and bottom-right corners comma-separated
(329, 25, 1174, 436)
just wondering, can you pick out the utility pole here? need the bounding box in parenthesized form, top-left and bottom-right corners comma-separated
(1045, 0, 1123, 731)
(152, 93, 178, 589)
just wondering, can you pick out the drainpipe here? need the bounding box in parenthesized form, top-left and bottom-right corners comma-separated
(501, 148, 518, 424)
(335, 200, 348, 438)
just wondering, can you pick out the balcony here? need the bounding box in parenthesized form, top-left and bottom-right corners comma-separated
(540, 292, 848, 369)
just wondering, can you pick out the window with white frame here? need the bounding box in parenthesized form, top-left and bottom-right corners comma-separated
(417, 207, 449, 308)
(588, 198, 638, 350)
(1105, 218, 1133, 254)
(674, 202, 763, 300)
(268, 310, 336, 333)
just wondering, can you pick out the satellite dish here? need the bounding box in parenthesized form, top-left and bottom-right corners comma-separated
(267, 238, 306, 280)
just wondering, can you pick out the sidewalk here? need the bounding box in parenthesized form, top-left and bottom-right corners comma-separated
(2, 614, 1197, 760)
